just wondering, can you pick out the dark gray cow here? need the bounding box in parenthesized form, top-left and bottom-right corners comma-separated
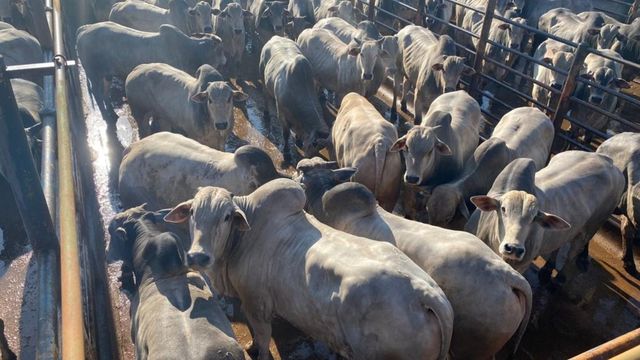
(596, 132, 640, 275)
(297, 165, 532, 360)
(0, 26, 42, 83)
(391, 90, 481, 187)
(397, 26, 474, 124)
(165, 179, 454, 360)
(427, 107, 554, 229)
(107, 210, 246, 360)
(125, 63, 247, 150)
(76, 22, 226, 121)
(250, 0, 288, 45)
(12, 78, 44, 167)
(259, 36, 329, 162)
(286, 0, 315, 39)
(466, 152, 625, 281)
(118, 132, 284, 210)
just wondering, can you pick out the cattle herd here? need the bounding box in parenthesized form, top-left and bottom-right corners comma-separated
(2, 0, 640, 358)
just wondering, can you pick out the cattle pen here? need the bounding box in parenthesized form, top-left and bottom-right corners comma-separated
(1, 0, 640, 358)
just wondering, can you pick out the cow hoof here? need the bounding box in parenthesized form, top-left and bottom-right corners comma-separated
(538, 266, 552, 284)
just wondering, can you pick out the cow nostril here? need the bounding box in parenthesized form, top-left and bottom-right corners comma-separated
(515, 247, 525, 257)
(444, 87, 455, 92)
(234, 29, 243, 34)
(204, 26, 212, 33)
(187, 253, 210, 267)
(215, 122, 229, 130)
(405, 175, 419, 184)
(504, 244, 513, 254)
(590, 96, 603, 105)
(362, 73, 373, 80)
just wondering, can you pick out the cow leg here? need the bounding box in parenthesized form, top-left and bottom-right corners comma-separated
(401, 77, 410, 113)
(389, 72, 401, 123)
(413, 87, 424, 125)
(102, 77, 118, 123)
(621, 215, 638, 275)
(538, 251, 557, 285)
(245, 313, 272, 360)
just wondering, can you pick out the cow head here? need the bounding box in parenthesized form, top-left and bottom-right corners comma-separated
(426, 184, 469, 227)
(390, 119, 452, 186)
(160, 25, 226, 69)
(164, 187, 251, 270)
(214, 2, 250, 36)
(580, 65, 629, 105)
(597, 24, 623, 50)
(260, 1, 289, 35)
(295, 158, 357, 215)
(425, 0, 449, 29)
(328, 1, 361, 23)
(188, 1, 214, 33)
(286, 16, 313, 40)
(301, 130, 331, 158)
(348, 37, 381, 81)
(471, 191, 570, 263)
(377, 35, 400, 74)
(431, 56, 474, 94)
(503, 0, 524, 16)
(541, 49, 575, 90)
(190, 81, 248, 132)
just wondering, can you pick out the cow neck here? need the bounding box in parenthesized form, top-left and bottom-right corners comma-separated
(302, 177, 337, 221)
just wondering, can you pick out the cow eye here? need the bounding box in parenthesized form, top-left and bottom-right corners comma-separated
(224, 214, 231, 221)
(501, 206, 506, 213)
(189, 208, 194, 216)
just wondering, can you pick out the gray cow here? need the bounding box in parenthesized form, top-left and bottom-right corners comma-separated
(107, 210, 246, 360)
(538, 8, 617, 49)
(212, 1, 251, 77)
(392, 90, 481, 187)
(332, 92, 401, 211)
(596, 132, 640, 275)
(108, 0, 195, 34)
(466, 152, 625, 281)
(259, 36, 329, 162)
(523, 0, 592, 28)
(118, 132, 284, 209)
(76, 22, 226, 122)
(397, 26, 474, 124)
(297, 27, 384, 103)
(250, 0, 288, 47)
(531, 39, 575, 107)
(125, 63, 247, 150)
(314, 0, 361, 23)
(427, 107, 554, 229)
(12, 78, 44, 167)
(0, 26, 42, 83)
(297, 165, 532, 360)
(286, 0, 315, 39)
(460, 7, 527, 81)
(164, 179, 454, 360)
(454, 0, 525, 26)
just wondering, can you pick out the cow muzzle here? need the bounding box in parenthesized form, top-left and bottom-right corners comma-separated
(501, 243, 525, 260)
(589, 96, 603, 105)
(215, 122, 229, 130)
(444, 87, 455, 93)
(274, 25, 283, 32)
(187, 252, 211, 268)
(405, 175, 419, 184)
(234, 28, 243, 35)
(362, 73, 373, 81)
(204, 26, 213, 33)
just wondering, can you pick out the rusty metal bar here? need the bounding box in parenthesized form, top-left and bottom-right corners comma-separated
(611, 344, 640, 360)
(52, 0, 86, 357)
(415, 0, 425, 26)
(570, 327, 640, 360)
(0, 55, 61, 358)
(469, 0, 497, 95)
(551, 42, 590, 130)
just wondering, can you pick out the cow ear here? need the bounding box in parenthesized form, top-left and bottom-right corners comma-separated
(211, 8, 221, 15)
(587, 28, 600, 36)
(191, 91, 208, 103)
(262, 7, 271, 18)
(498, 23, 509, 30)
(462, 65, 475, 76)
(432, 63, 444, 71)
(535, 211, 571, 231)
(164, 200, 194, 224)
(616, 32, 627, 41)
(233, 208, 251, 231)
(233, 90, 249, 102)
(615, 78, 631, 89)
(243, 9, 253, 17)
(390, 135, 407, 152)
(328, 5, 338, 12)
(332, 167, 357, 183)
(458, 201, 470, 220)
(189, 8, 197, 15)
(348, 45, 361, 56)
(435, 139, 452, 155)
(470, 195, 500, 212)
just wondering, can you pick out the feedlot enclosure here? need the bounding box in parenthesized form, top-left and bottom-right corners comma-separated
(1, 0, 640, 359)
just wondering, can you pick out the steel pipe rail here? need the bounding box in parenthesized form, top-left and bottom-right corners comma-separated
(569, 96, 640, 132)
(52, 0, 86, 357)
(570, 327, 640, 359)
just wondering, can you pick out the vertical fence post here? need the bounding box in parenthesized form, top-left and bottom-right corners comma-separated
(415, 0, 426, 26)
(367, 0, 375, 21)
(551, 42, 590, 131)
(0, 56, 61, 360)
(469, 0, 497, 96)
(628, 0, 640, 23)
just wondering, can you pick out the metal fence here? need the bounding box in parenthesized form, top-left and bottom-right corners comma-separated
(359, 0, 640, 151)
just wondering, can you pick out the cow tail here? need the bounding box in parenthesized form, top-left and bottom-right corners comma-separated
(421, 294, 453, 360)
(373, 139, 387, 197)
(505, 273, 532, 359)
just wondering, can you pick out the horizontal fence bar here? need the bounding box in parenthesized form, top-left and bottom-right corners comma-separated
(479, 73, 554, 111)
(482, 54, 562, 95)
(569, 96, 640, 131)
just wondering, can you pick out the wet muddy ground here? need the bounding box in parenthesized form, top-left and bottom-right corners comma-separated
(1, 53, 639, 358)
